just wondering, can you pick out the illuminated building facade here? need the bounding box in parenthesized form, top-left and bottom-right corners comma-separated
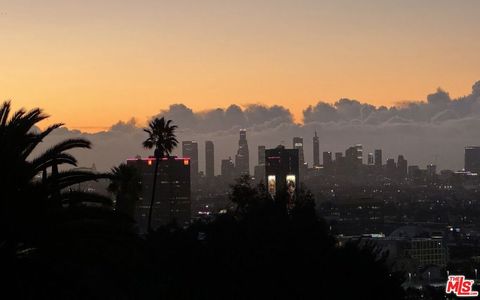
(265, 145, 299, 208)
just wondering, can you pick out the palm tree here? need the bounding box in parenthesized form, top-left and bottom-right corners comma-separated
(142, 117, 178, 232)
(108, 163, 142, 218)
(0, 101, 105, 242)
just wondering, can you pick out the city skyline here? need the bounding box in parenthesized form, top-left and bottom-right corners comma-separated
(26, 79, 480, 174)
(4, 2, 480, 298)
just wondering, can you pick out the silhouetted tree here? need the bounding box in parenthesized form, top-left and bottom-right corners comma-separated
(0, 101, 105, 247)
(108, 163, 142, 218)
(142, 181, 405, 299)
(142, 117, 178, 232)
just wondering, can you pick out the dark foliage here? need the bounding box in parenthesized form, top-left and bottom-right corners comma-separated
(142, 179, 405, 300)
(142, 117, 178, 232)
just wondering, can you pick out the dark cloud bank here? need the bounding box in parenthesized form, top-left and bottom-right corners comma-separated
(37, 81, 480, 174)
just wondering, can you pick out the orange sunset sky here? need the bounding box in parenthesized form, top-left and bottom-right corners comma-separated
(1, 0, 480, 131)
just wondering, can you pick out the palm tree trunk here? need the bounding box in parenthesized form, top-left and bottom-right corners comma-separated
(147, 157, 160, 232)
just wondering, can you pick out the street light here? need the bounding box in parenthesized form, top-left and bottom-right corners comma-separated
(475, 268, 478, 281)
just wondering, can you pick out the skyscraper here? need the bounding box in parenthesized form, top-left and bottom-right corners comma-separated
(465, 146, 480, 173)
(374, 149, 382, 167)
(385, 158, 396, 178)
(427, 164, 437, 183)
(323, 151, 333, 173)
(397, 155, 408, 178)
(313, 131, 320, 167)
(345, 144, 363, 167)
(221, 157, 235, 181)
(254, 145, 266, 183)
(258, 145, 266, 165)
(367, 153, 374, 165)
(182, 141, 198, 181)
(293, 137, 305, 166)
(265, 145, 299, 208)
(205, 141, 214, 178)
(127, 156, 191, 233)
(235, 129, 250, 176)
(335, 152, 343, 161)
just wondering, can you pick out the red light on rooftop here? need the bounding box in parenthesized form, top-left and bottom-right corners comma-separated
(148, 160, 153, 166)
(184, 159, 189, 166)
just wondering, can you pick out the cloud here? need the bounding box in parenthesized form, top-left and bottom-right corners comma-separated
(33, 80, 480, 174)
(155, 103, 293, 133)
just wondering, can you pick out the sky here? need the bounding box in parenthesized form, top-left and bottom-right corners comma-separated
(1, 0, 480, 131)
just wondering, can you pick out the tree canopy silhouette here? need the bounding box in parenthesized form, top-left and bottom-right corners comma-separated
(108, 163, 142, 218)
(142, 117, 178, 232)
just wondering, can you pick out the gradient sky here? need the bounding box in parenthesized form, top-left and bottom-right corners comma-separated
(1, 0, 480, 131)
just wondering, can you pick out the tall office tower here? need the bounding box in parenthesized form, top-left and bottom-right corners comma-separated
(345, 144, 363, 167)
(235, 129, 250, 176)
(323, 151, 333, 167)
(408, 165, 421, 179)
(427, 164, 437, 183)
(258, 145, 266, 165)
(205, 141, 214, 178)
(221, 157, 235, 180)
(355, 144, 363, 164)
(127, 156, 191, 233)
(397, 155, 408, 178)
(182, 141, 199, 181)
(367, 153, 374, 165)
(265, 145, 299, 208)
(323, 151, 333, 174)
(313, 131, 320, 167)
(385, 158, 396, 178)
(335, 152, 343, 161)
(465, 146, 480, 173)
(374, 149, 383, 167)
(293, 137, 305, 166)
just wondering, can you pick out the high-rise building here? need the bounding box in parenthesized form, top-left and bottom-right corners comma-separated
(374, 149, 382, 167)
(335, 152, 343, 161)
(127, 156, 191, 233)
(408, 165, 421, 179)
(465, 146, 480, 173)
(355, 144, 363, 164)
(313, 131, 320, 167)
(427, 164, 437, 182)
(345, 144, 363, 169)
(182, 141, 198, 181)
(293, 137, 305, 166)
(397, 155, 408, 178)
(205, 141, 214, 178)
(386, 158, 396, 178)
(258, 145, 266, 165)
(235, 129, 250, 176)
(323, 151, 333, 171)
(367, 153, 374, 165)
(265, 146, 299, 206)
(221, 157, 235, 181)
